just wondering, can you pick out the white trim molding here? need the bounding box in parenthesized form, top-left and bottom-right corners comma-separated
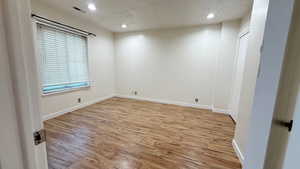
(42, 94, 115, 121)
(229, 111, 238, 122)
(212, 107, 228, 114)
(43, 94, 232, 121)
(116, 94, 213, 110)
(232, 139, 245, 166)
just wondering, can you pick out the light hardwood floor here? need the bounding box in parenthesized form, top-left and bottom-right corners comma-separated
(44, 97, 241, 169)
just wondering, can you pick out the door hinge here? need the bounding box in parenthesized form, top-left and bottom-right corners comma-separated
(33, 129, 46, 145)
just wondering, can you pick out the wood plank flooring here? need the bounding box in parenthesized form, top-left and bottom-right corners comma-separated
(44, 97, 241, 169)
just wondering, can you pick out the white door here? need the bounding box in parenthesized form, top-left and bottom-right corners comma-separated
(265, 44, 300, 169)
(0, 1, 24, 168)
(230, 33, 249, 121)
(282, 97, 300, 169)
(264, 1, 300, 168)
(1, 0, 48, 169)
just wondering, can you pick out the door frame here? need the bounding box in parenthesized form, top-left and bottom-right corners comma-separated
(243, 0, 296, 169)
(1, 0, 296, 169)
(230, 31, 250, 122)
(2, 0, 48, 169)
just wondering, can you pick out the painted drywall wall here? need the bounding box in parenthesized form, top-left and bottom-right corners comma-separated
(114, 25, 220, 109)
(232, 12, 252, 161)
(0, 0, 24, 168)
(232, 0, 270, 165)
(115, 22, 240, 111)
(227, 13, 251, 163)
(31, 0, 241, 118)
(213, 20, 241, 112)
(31, 0, 115, 117)
(228, 14, 251, 123)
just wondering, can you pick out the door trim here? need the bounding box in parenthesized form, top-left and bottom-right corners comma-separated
(229, 31, 250, 122)
(2, 0, 48, 168)
(244, 0, 295, 169)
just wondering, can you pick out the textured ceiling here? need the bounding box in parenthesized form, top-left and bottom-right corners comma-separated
(34, 0, 253, 32)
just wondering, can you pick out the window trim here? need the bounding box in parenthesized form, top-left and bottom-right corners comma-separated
(34, 20, 91, 96)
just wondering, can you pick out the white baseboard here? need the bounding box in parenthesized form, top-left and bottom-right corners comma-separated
(116, 94, 212, 110)
(43, 94, 230, 121)
(42, 94, 115, 121)
(232, 139, 245, 166)
(212, 107, 228, 114)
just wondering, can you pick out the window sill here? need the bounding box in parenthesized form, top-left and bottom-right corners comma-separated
(41, 85, 90, 97)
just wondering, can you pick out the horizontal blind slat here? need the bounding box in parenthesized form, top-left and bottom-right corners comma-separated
(37, 24, 89, 93)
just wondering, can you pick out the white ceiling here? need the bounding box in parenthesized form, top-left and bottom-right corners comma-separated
(35, 0, 253, 32)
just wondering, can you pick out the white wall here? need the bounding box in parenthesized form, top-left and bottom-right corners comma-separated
(31, 0, 241, 119)
(228, 14, 251, 123)
(230, 13, 251, 163)
(0, 1, 24, 168)
(115, 21, 240, 111)
(31, 0, 115, 118)
(233, 0, 268, 161)
(214, 20, 241, 112)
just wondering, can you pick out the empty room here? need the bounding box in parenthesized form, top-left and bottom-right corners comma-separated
(6, 0, 298, 169)
(32, 0, 251, 168)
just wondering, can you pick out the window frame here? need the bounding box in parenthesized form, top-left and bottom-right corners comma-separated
(34, 21, 91, 96)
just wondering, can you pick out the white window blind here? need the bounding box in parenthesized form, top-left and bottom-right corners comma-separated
(37, 24, 89, 94)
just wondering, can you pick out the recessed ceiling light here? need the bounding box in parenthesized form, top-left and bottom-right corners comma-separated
(207, 13, 215, 19)
(88, 3, 96, 11)
(121, 24, 127, 28)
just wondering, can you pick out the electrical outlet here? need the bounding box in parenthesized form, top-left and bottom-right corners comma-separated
(195, 98, 199, 103)
(134, 91, 138, 95)
(78, 98, 81, 103)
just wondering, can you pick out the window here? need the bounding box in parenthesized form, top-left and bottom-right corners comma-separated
(37, 24, 90, 94)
